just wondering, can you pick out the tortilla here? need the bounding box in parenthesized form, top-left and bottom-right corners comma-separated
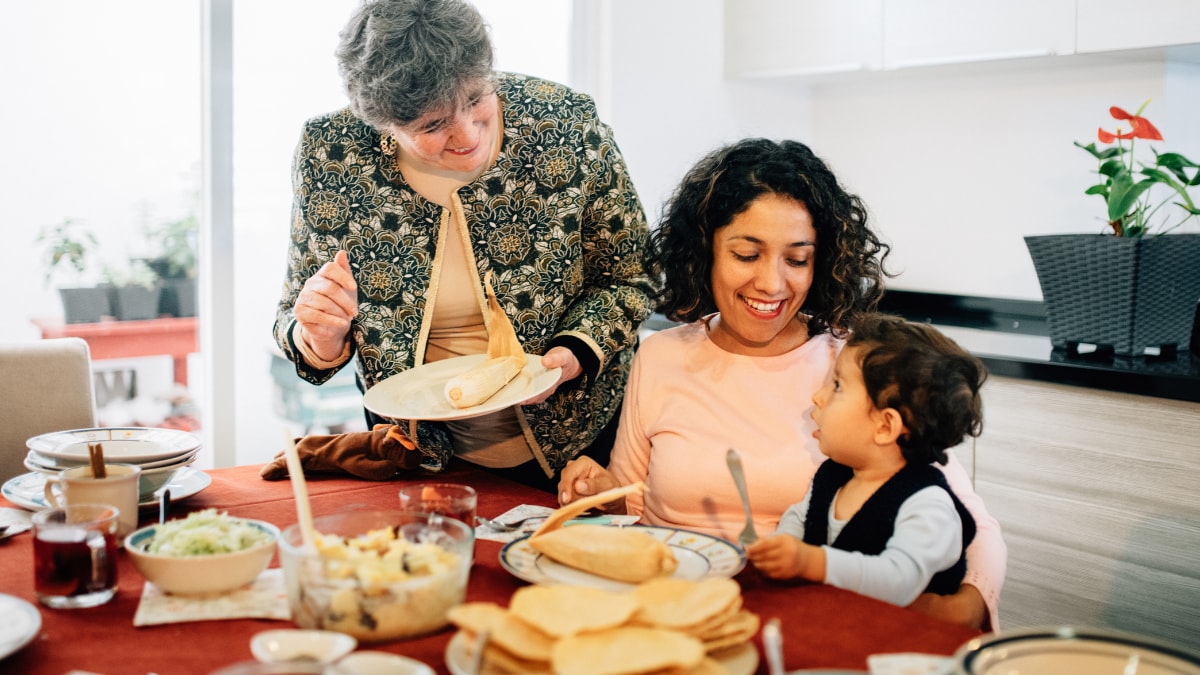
(508, 585, 639, 638)
(633, 577, 742, 628)
(551, 626, 706, 675)
(529, 524, 678, 583)
(531, 482, 646, 537)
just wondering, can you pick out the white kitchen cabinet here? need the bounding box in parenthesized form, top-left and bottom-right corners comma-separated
(973, 376, 1200, 648)
(1078, 0, 1200, 53)
(723, 0, 883, 78)
(725, 0, 1200, 81)
(883, 0, 1076, 69)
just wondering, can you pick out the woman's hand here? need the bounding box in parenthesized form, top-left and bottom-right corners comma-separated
(294, 250, 358, 361)
(520, 347, 582, 404)
(557, 456, 623, 510)
(907, 583, 987, 630)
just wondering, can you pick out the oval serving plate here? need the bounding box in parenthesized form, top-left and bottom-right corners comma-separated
(27, 426, 200, 463)
(955, 626, 1200, 675)
(363, 354, 560, 422)
(499, 524, 745, 591)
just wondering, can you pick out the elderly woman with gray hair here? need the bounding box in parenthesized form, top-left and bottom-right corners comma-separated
(272, 0, 654, 492)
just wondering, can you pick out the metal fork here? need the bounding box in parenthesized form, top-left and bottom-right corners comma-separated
(476, 509, 605, 532)
(726, 448, 758, 548)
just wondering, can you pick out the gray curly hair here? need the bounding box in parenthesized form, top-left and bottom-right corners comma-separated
(336, 0, 494, 129)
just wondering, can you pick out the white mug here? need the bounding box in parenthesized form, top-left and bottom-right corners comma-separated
(44, 463, 141, 537)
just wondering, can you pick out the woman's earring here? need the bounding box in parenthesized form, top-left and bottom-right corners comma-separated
(379, 132, 397, 156)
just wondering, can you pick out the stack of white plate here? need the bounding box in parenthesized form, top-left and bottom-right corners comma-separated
(25, 427, 201, 499)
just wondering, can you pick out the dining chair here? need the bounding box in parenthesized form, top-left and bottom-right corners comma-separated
(0, 337, 97, 485)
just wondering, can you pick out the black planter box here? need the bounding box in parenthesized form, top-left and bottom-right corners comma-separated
(1025, 233, 1200, 355)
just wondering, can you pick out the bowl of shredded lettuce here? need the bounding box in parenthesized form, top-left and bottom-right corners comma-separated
(125, 508, 279, 595)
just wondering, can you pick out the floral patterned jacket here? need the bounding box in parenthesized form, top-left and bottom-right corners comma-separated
(273, 73, 655, 477)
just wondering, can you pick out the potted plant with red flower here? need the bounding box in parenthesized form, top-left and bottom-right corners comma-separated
(1025, 100, 1200, 356)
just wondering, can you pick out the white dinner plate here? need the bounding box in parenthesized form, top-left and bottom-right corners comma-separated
(26, 444, 201, 472)
(955, 626, 1200, 674)
(1, 467, 212, 511)
(499, 524, 746, 591)
(364, 354, 561, 422)
(27, 427, 201, 463)
(444, 630, 757, 675)
(24, 446, 201, 475)
(0, 593, 41, 660)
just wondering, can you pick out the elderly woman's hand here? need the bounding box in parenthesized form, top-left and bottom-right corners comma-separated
(519, 347, 583, 405)
(294, 250, 359, 361)
(557, 456, 623, 509)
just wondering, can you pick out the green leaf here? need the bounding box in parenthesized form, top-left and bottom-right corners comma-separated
(1106, 172, 1153, 222)
(1076, 141, 1124, 160)
(1098, 159, 1128, 178)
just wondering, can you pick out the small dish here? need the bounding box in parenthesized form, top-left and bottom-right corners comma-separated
(251, 629, 357, 665)
(338, 651, 435, 675)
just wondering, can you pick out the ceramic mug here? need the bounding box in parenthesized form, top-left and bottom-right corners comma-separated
(44, 463, 141, 537)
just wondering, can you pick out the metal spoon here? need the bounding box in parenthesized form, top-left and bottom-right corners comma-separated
(158, 488, 171, 524)
(726, 448, 758, 548)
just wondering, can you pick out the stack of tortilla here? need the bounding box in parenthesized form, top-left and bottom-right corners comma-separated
(449, 577, 760, 675)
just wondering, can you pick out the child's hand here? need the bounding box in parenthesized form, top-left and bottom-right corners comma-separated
(746, 534, 808, 579)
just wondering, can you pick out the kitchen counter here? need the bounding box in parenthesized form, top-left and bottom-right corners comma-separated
(877, 290, 1200, 404)
(642, 290, 1200, 403)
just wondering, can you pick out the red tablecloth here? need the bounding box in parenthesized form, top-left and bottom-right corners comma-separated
(0, 463, 981, 674)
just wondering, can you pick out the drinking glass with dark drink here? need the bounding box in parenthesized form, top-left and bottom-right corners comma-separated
(398, 483, 477, 527)
(32, 503, 119, 608)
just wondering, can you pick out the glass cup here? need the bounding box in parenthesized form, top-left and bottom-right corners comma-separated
(397, 482, 477, 528)
(43, 463, 142, 537)
(32, 503, 120, 608)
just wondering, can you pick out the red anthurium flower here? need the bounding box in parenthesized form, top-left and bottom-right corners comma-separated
(1098, 106, 1163, 142)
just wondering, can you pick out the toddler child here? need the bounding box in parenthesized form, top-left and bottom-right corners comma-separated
(746, 313, 987, 607)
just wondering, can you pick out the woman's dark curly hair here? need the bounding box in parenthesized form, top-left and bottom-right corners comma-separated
(647, 138, 892, 337)
(848, 313, 988, 466)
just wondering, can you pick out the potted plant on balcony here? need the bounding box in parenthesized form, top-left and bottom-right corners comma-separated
(37, 217, 112, 323)
(103, 258, 162, 321)
(1025, 100, 1200, 356)
(143, 213, 197, 317)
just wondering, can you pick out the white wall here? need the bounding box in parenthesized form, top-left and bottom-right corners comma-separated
(595, 1, 1200, 300)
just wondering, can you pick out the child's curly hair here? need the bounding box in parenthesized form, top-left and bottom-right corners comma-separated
(848, 313, 987, 465)
(647, 138, 892, 338)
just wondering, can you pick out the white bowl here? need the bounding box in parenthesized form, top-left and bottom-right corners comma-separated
(338, 651, 434, 675)
(250, 629, 356, 665)
(125, 518, 279, 595)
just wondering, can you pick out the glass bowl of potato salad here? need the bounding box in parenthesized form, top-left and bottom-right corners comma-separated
(278, 510, 474, 642)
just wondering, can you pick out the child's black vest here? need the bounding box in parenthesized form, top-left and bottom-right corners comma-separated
(802, 460, 976, 596)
